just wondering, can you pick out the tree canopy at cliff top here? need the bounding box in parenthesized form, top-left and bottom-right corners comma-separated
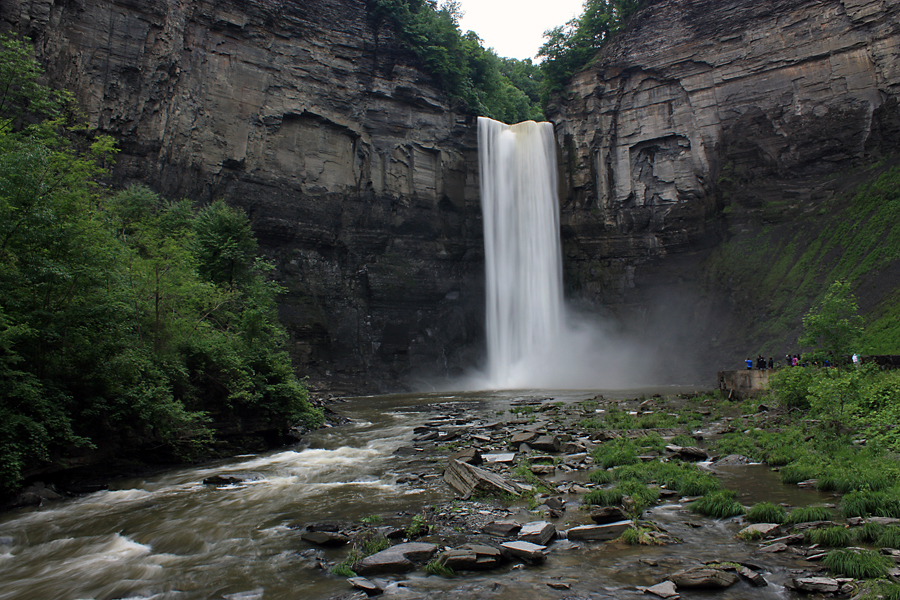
(0, 34, 322, 494)
(370, 0, 644, 120)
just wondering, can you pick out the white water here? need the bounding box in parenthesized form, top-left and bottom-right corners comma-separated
(478, 117, 565, 388)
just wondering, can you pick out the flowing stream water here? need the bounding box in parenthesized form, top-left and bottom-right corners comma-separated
(0, 390, 831, 600)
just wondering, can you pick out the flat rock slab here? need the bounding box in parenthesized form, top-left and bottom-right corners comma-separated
(736, 565, 767, 587)
(530, 436, 560, 452)
(482, 453, 516, 464)
(565, 521, 632, 541)
(519, 521, 556, 546)
(449, 448, 483, 465)
(645, 581, 679, 598)
(483, 521, 522, 537)
(354, 542, 437, 576)
(501, 540, 547, 561)
(758, 542, 789, 553)
(510, 432, 538, 445)
(437, 543, 504, 571)
(347, 577, 383, 594)
(670, 567, 739, 589)
(444, 459, 521, 498)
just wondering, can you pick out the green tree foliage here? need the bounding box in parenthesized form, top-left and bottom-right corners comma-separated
(538, 0, 643, 100)
(800, 280, 863, 363)
(0, 35, 320, 493)
(369, 0, 544, 123)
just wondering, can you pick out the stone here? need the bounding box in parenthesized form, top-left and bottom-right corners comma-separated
(645, 581, 679, 599)
(202, 475, 246, 485)
(443, 459, 522, 498)
(565, 521, 632, 541)
(530, 464, 555, 475)
(547, 581, 571, 590)
(347, 577, 383, 595)
(735, 565, 767, 587)
(530, 436, 560, 452)
(790, 577, 840, 593)
(590, 506, 629, 524)
(500, 540, 548, 561)
(483, 521, 522, 538)
(758, 543, 789, 553)
(519, 521, 556, 546)
(670, 567, 739, 589)
(436, 543, 504, 571)
(510, 432, 539, 445)
(449, 448, 483, 465)
(736, 523, 780, 538)
(482, 453, 516, 464)
(353, 542, 437, 576)
(301, 531, 350, 547)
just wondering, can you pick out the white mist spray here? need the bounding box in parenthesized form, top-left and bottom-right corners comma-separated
(478, 117, 566, 388)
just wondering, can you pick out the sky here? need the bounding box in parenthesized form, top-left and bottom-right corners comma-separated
(456, 0, 585, 61)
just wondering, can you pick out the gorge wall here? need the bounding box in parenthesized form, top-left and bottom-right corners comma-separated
(4, 0, 899, 389)
(551, 0, 900, 368)
(2, 0, 487, 392)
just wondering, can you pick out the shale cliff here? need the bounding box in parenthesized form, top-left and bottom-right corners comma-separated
(3, 0, 485, 391)
(552, 0, 900, 364)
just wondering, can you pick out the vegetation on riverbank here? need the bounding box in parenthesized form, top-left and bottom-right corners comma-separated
(0, 35, 321, 495)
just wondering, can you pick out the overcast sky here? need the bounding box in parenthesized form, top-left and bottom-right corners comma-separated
(456, 0, 585, 61)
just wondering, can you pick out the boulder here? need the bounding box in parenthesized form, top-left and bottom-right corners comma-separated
(565, 521, 632, 541)
(530, 464, 555, 475)
(736, 523, 780, 538)
(590, 506, 629, 524)
(443, 459, 522, 498)
(436, 543, 504, 571)
(519, 521, 556, 546)
(510, 432, 539, 445)
(347, 577, 384, 595)
(670, 567, 739, 589)
(500, 540, 548, 561)
(758, 542, 789, 553)
(789, 577, 840, 593)
(735, 565, 767, 587)
(448, 448, 483, 465)
(530, 436, 560, 452)
(353, 542, 437, 576)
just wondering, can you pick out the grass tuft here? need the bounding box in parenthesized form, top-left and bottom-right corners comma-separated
(822, 548, 892, 579)
(424, 560, 455, 577)
(690, 490, 746, 519)
(877, 525, 900, 549)
(785, 505, 832, 524)
(746, 502, 786, 524)
(854, 521, 885, 544)
(806, 526, 852, 547)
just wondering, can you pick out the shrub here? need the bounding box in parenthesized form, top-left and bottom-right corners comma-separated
(822, 548, 892, 579)
(746, 502, 786, 524)
(786, 505, 832, 524)
(690, 491, 745, 519)
(769, 366, 817, 409)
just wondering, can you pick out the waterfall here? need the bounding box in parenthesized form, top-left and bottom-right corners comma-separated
(478, 117, 565, 389)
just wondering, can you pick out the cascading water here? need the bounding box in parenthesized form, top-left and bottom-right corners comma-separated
(478, 117, 566, 389)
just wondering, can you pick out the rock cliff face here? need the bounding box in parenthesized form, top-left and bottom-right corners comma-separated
(552, 0, 900, 310)
(3, 0, 486, 391)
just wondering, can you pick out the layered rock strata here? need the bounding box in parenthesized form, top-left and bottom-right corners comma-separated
(553, 0, 900, 307)
(3, 0, 485, 390)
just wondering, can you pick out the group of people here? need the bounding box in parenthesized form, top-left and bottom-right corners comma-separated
(744, 354, 806, 370)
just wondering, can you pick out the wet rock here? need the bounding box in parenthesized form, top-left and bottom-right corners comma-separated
(302, 531, 350, 547)
(444, 459, 522, 498)
(543, 496, 566, 511)
(306, 522, 343, 532)
(546, 581, 571, 590)
(530, 436, 560, 452)
(347, 577, 383, 595)
(715, 454, 754, 466)
(666, 446, 708, 461)
(670, 566, 739, 589)
(483, 521, 522, 537)
(436, 543, 504, 571)
(482, 453, 516, 464)
(353, 542, 437, 575)
(510, 432, 539, 445)
(296, 548, 327, 570)
(202, 475, 245, 485)
(737, 523, 781, 538)
(11, 492, 41, 507)
(519, 521, 556, 546)
(530, 464, 555, 475)
(758, 542, 789, 553)
(565, 521, 632, 541)
(789, 577, 840, 593)
(559, 441, 586, 454)
(500, 540, 548, 561)
(735, 565, 767, 587)
(645, 581, 679, 598)
(393, 447, 420, 456)
(590, 506, 629, 524)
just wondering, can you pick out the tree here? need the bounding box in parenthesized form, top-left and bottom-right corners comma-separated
(799, 280, 863, 364)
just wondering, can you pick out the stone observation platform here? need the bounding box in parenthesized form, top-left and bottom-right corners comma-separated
(717, 370, 770, 400)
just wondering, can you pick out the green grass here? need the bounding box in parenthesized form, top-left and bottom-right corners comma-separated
(589, 469, 616, 485)
(807, 526, 852, 547)
(424, 560, 455, 577)
(591, 437, 639, 469)
(690, 490, 745, 519)
(841, 490, 900, 518)
(746, 502, 786, 524)
(822, 548, 892, 579)
(785, 505, 832, 524)
(857, 582, 900, 600)
(854, 521, 885, 544)
(330, 563, 356, 577)
(877, 526, 900, 549)
(583, 481, 660, 516)
(619, 525, 663, 545)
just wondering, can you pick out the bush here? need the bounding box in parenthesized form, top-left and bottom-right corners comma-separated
(768, 366, 817, 409)
(746, 502, 786, 524)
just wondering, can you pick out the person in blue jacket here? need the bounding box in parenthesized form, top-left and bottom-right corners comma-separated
(746, 357, 753, 370)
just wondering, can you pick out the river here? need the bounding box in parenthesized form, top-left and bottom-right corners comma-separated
(0, 389, 831, 600)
